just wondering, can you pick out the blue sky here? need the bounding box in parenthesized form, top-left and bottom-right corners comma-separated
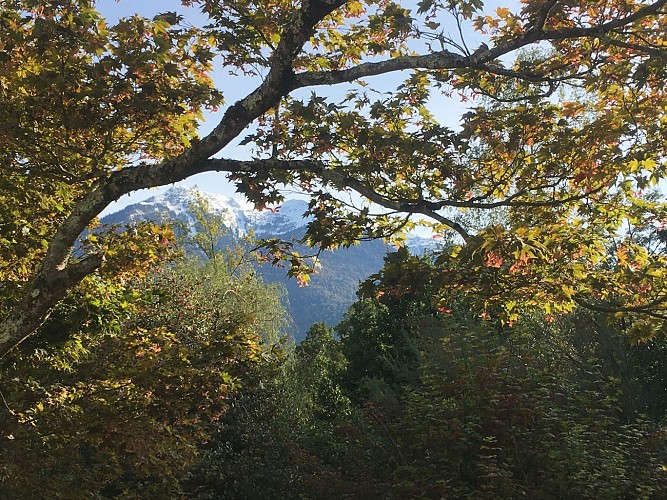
(96, 0, 502, 215)
(97, 0, 238, 213)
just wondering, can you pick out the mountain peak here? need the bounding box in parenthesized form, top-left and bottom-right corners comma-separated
(101, 186, 440, 339)
(104, 186, 312, 237)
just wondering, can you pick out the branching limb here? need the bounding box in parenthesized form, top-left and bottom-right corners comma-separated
(575, 295, 667, 321)
(0, 0, 347, 354)
(4, 0, 667, 354)
(0, 253, 103, 358)
(292, 0, 667, 90)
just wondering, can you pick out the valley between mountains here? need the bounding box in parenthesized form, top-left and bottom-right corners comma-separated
(102, 186, 436, 339)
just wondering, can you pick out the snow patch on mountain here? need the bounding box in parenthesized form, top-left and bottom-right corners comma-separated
(105, 186, 312, 237)
(251, 200, 312, 236)
(403, 234, 443, 254)
(104, 186, 441, 252)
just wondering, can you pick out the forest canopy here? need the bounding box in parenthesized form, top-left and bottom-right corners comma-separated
(3, 1, 667, 496)
(2, 0, 667, 351)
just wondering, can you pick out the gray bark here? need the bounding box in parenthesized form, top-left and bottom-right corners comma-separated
(2, 0, 666, 356)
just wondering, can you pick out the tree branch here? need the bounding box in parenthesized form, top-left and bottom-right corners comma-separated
(528, 0, 559, 32)
(0, 0, 347, 354)
(0, 253, 103, 358)
(574, 295, 667, 320)
(291, 0, 667, 90)
(4, 0, 667, 353)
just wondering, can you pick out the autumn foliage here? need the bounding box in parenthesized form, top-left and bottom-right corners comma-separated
(3, 0, 667, 496)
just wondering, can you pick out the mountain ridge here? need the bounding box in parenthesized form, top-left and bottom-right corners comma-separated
(101, 186, 437, 340)
(102, 186, 313, 237)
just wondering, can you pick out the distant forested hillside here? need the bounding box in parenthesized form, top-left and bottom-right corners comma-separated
(255, 227, 388, 337)
(100, 187, 404, 340)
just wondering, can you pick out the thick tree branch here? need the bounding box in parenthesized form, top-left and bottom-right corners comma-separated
(291, 0, 667, 89)
(599, 35, 667, 59)
(0, 253, 103, 358)
(0, 0, 347, 354)
(291, 50, 469, 88)
(4, 0, 667, 353)
(574, 295, 667, 321)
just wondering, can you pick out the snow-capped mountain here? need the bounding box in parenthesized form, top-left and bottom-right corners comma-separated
(102, 186, 312, 237)
(101, 186, 439, 340)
